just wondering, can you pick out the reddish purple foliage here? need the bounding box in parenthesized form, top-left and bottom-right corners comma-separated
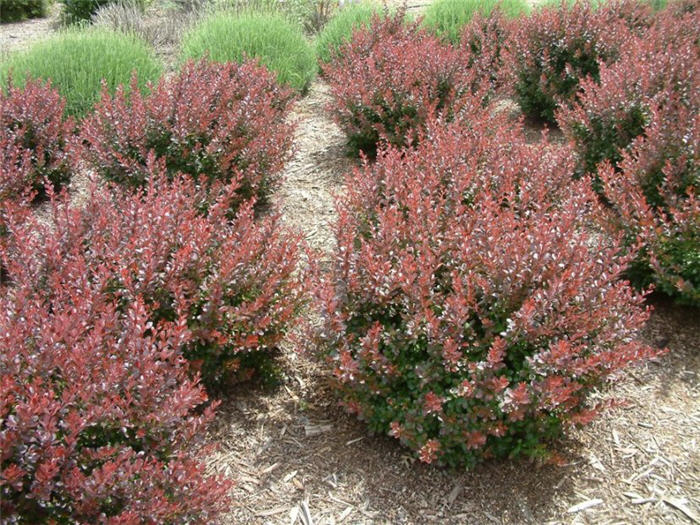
(0, 79, 73, 201)
(600, 103, 699, 305)
(505, 0, 635, 123)
(3, 162, 309, 387)
(77, 59, 295, 204)
(314, 114, 662, 466)
(323, 11, 488, 155)
(557, 10, 699, 177)
(0, 193, 232, 522)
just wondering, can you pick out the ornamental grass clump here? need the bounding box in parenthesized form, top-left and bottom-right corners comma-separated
(0, 189, 232, 522)
(505, 0, 634, 124)
(180, 12, 316, 92)
(77, 59, 295, 204)
(314, 115, 662, 467)
(316, 1, 383, 64)
(0, 29, 161, 117)
(323, 11, 488, 155)
(0, 79, 74, 202)
(423, 0, 527, 44)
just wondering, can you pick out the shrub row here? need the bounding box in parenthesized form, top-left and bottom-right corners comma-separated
(1, 63, 305, 521)
(317, 0, 693, 465)
(2, 59, 294, 203)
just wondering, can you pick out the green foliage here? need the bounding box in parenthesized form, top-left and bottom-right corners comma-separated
(316, 1, 382, 63)
(0, 0, 49, 22)
(0, 29, 162, 117)
(423, 0, 528, 43)
(59, 0, 145, 24)
(180, 12, 316, 91)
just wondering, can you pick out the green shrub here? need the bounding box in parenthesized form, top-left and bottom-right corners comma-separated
(59, 0, 144, 24)
(423, 0, 528, 43)
(0, 29, 162, 117)
(180, 12, 316, 91)
(0, 0, 48, 22)
(316, 1, 382, 63)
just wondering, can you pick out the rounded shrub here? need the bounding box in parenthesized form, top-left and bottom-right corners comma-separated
(316, 1, 383, 64)
(323, 11, 488, 155)
(1, 79, 74, 202)
(0, 29, 162, 117)
(423, 0, 528, 44)
(180, 12, 316, 92)
(504, 0, 634, 124)
(600, 103, 699, 305)
(77, 59, 295, 204)
(0, 193, 232, 522)
(314, 115, 661, 467)
(557, 13, 698, 180)
(458, 9, 513, 94)
(2, 163, 308, 389)
(0, 0, 49, 22)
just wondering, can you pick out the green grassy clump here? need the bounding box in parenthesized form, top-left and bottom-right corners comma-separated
(0, 29, 162, 117)
(0, 0, 49, 22)
(316, 1, 383, 63)
(423, 0, 529, 43)
(180, 12, 316, 92)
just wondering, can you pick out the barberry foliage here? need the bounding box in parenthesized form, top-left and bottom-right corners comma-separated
(77, 60, 294, 205)
(3, 164, 308, 388)
(323, 11, 486, 155)
(601, 104, 699, 305)
(557, 10, 699, 179)
(505, 0, 633, 123)
(315, 116, 661, 467)
(458, 10, 513, 95)
(0, 79, 74, 201)
(0, 194, 232, 522)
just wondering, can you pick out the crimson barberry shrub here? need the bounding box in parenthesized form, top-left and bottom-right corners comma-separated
(77, 59, 294, 205)
(557, 12, 699, 179)
(458, 10, 513, 95)
(603, 0, 656, 35)
(600, 103, 699, 305)
(314, 116, 661, 467)
(0, 79, 73, 201)
(505, 0, 634, 123)
(323, 11, 486, 155)
(0, 198, 231, 522)
(3, 162, 308, 387)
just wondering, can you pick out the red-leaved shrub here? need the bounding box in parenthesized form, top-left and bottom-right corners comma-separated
(600, 103, 699, 305)
(323, 11, 487, 155)
(0, 79, 73, 201)
(314, 116, 661, 466)
(0, 196, 231, 522)
(3, 161, 308, 387)
(458, 9, 513, 95)
(557, 11, 699, 178)
(77, 59, 295, 204)
(505, 0, 634, 123)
